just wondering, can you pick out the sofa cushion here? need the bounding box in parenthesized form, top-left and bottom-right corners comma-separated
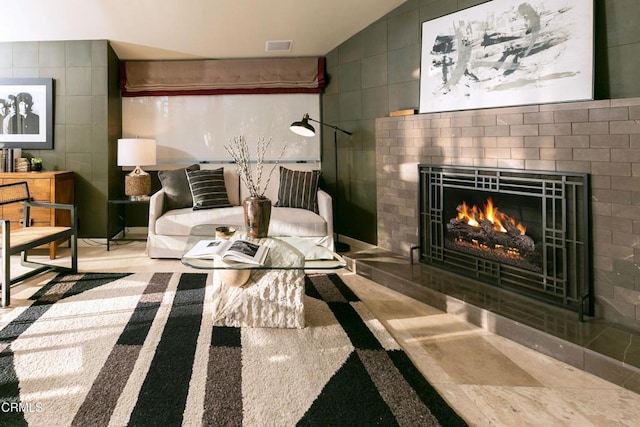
(187, 168, 232, 210)
(156, 206, 244, 236)
(269, 207, 327, 236)
(155, 206, 326, 237)
(276, 167, 321, 213)
(158, 164, 200, 210)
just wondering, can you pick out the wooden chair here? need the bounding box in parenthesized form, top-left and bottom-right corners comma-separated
(0, 181, 77, 307)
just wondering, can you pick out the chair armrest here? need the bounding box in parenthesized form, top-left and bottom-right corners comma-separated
(26, 201, 74, 211)
(148, 189, 167, 235)
(24, 201, 77, 228)
(317, 189, 334, 243)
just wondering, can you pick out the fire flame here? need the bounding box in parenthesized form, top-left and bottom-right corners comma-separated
(456, 198, 527, 235)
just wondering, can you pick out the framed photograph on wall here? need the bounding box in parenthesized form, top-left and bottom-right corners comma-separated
(419, 0, 594, 114)
(0, 78, 53, 149)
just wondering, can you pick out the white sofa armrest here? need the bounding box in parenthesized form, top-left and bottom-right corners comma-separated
(317, 189, 334, 250)
(148, 189, 166, 236)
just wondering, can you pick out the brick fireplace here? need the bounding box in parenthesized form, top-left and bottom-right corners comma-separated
(376, 98, 640, 330)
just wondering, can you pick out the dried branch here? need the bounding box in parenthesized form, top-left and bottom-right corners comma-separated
(224, 135, 287, 198)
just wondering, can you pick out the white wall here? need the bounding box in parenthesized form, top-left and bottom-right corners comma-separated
(122, 93, 321, 164)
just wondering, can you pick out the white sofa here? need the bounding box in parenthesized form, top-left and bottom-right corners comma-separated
(147, 166, 334, 258)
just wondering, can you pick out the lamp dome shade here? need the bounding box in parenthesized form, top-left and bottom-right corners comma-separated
(117, 138, 157, 166)
(289, 114, 316, 137)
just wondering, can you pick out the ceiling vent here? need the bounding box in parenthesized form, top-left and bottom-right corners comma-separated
(265, 40, 293, 52)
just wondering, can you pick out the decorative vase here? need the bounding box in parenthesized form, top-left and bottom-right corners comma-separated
(243, 196, 271, 238)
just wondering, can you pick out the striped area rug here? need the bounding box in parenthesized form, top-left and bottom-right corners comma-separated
(0, 272, 466, 426)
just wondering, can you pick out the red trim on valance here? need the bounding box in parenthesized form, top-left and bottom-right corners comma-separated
(121, 87, 324, 97)
(317, 56, 326, 89)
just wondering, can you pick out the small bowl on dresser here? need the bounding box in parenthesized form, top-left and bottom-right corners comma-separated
(215, 226, 236, 240)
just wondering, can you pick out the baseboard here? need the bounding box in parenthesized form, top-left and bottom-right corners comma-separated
(76, 227, 147, 248)
(126, 227, 149, 235)
(78, 238, 108, 247)
(335, 234, 376, 252)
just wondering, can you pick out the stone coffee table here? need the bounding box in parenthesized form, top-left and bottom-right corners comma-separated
(182, 224, 345, 328)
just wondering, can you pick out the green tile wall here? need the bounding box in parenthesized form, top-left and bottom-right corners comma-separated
(0, 40, 120, 237)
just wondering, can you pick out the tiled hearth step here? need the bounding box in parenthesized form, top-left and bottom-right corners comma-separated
(344, 249, 640, 395)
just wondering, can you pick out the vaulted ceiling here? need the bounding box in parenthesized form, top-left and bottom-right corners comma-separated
(1, 0, 407, 60)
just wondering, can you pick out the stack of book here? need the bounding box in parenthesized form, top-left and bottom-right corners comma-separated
(0, 148, 22, 172)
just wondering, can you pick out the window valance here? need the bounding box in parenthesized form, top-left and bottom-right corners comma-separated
(120, 57, 325, 97)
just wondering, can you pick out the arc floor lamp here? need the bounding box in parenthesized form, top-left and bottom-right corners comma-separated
(290, 114, 352, 253)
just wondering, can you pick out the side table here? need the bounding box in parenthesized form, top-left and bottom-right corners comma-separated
(106, 198, 150, 250)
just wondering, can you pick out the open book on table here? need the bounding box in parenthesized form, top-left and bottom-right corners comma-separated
(183, 239, 269, 265)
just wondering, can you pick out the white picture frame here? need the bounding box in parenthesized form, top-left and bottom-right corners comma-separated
(419, 0, 594, 114)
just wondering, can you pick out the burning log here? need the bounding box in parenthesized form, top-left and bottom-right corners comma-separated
(448, 198, 536, 256)
(447, 217, 535, 254)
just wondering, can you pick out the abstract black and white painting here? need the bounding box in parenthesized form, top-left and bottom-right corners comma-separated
(419, 0, 593, 114)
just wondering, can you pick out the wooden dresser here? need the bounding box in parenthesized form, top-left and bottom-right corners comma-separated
(0, 171, 74, 258)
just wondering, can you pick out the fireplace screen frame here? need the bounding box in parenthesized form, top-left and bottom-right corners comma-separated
(419, 165, 593, 316)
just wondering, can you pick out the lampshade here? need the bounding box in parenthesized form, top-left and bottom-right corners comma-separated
(117, 138, 157, 166)
(289, 114, 316, 137)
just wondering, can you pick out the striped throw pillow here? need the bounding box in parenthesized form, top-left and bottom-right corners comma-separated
(186, 168, 231, 210)
(276, 167, 321, 213)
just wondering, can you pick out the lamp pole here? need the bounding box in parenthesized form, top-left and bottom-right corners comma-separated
(306, 117, 352, 253)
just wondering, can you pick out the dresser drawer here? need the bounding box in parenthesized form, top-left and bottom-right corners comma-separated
(3, 203, 51, 226)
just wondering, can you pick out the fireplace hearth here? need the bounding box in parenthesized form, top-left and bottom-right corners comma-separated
(419, 165, 592, 318)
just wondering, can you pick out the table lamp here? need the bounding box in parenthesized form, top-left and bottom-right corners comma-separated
(117, 138, 157, 200)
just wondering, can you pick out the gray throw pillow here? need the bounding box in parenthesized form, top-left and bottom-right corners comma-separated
(186, 168, 232, 210)
(158, 164, 200, 210)
(276, 167, 321, 213)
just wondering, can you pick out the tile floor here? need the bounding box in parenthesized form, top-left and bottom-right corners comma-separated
(2, 240, 640, 426)
(344, 248, 640, 395)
